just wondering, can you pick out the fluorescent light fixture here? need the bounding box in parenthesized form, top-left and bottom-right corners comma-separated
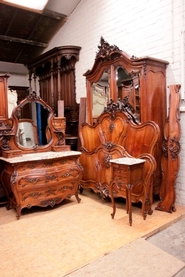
(3, 0, 48, 11)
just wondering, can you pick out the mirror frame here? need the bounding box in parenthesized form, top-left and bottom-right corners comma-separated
(12, 92, 52, 150)
(1, 92, 68, 157)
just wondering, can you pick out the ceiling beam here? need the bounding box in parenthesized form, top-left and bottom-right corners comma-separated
(0, 35, 48, 47)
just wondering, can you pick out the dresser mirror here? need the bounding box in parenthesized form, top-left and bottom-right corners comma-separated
(14, 100, 50, 148)
(17, 119, 39, 147)
(1, 92, 68, 157)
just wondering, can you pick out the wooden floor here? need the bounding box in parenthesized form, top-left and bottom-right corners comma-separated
(0, 189, 185, 277)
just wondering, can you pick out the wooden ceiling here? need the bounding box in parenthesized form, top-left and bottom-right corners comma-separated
(0, 1, 79, 65)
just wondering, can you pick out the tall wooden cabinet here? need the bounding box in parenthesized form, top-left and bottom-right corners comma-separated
(27, 46, 81, 150)
(0, 74, 11, 200)
(84, 37, 169, 194)
(0, 74, 9, 123)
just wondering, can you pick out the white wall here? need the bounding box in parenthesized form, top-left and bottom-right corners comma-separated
(47, 0, 184, 98)
(46, 0, 185, 206)
(0, 61, 29, 87)
(7, 74, 29, 87)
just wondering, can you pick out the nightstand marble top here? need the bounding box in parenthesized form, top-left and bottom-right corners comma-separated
(110, 157, 145, 165)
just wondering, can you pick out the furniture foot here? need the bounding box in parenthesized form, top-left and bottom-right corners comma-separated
(172, 204, 176, 212)
(143, 211, 147, 220)
(129, 211, 132, 226)
(78, 184, 83, 194)
(148, 208, 153, 215)
(15, 206, 21, 220)
(111, 212, 115, 219)
(111, 204, 116, 219)
(6, 201, 13, 210)
(110, 182, 116, 219)
(75, 193, 81, 203)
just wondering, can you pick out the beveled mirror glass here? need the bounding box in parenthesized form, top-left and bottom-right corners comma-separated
(116, 66, 140, 120)
(92, 69, 110, 118)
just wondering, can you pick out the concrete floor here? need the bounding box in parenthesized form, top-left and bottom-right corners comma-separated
(147, 217, 185, 277)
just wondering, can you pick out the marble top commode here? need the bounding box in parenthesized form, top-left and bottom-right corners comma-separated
(0, 150, 83, 219)
(0, 151, 82, 164)
(110, 157, 145, 165)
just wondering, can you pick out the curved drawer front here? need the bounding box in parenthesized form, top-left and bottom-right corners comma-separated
(16, 167, 82, 190)
(15, 158, 77, 172)
(18, 183, 79, 207)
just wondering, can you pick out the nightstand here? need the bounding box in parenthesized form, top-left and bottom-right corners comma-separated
(110, 157, 145, 226)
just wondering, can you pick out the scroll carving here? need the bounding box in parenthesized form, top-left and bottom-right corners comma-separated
(55, 132, 65, 146)
(95, 36, 121, 61)
(103, 154, 112, 169)
(0, 135, 11, 151)
(156, 84, 181, 213)
(103, 98, 139, 124)
(109, 123, 115, 133)
(40, 198, 62, 207)
(169, 137, 181, 160)
(162, 137, 181, 160)
(103, 141, 116, 150)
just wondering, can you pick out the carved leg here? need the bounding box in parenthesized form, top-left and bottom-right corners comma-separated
(143, 209, 147, 220)
(15, 205, 21, 220)
(126, 187, 129, 214)
(142, 198, 153, 219)
(110, 182, 116, 219)
(75, 192, 81, 203)
(126, 183, 133, 226)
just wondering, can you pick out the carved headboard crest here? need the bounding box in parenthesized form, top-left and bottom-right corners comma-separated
(95, 37, 122, 61)
(103, 98, 139, 124)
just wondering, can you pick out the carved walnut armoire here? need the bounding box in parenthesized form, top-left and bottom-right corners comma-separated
(84, 37, 169, 195)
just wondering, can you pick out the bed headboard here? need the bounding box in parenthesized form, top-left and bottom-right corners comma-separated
(80, 99, 160, 157)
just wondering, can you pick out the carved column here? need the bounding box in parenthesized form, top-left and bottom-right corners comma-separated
(28, 71, 32, 94)
(156, 84, 181, 213)
(57, 55, 61, 100)
(33, 70, 37, 94)
(50, 59, 54, 110)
